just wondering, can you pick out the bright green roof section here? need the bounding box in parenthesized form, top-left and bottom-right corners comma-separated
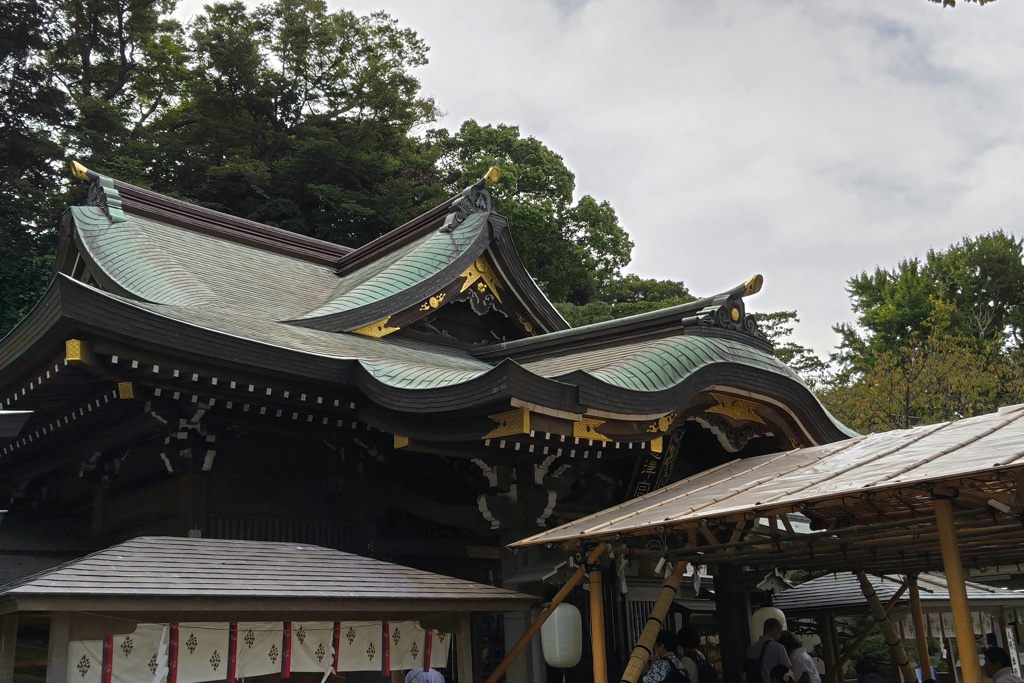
(72, 206, 339, 318)
(295, 212, 489, 320)
(521, 336, 803, 391)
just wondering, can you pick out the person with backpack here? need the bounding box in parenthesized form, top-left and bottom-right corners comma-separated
(778, 631, 820, 683)
(676, 625, 719, 683)
(745, 618, 792, 683)
(644, 630, 689, 683)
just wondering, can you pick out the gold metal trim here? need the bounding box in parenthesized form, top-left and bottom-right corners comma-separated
(459, 257, 504, 303)
(646, 411, 677, 434)
(70, 161, 91, 181)
(706, 391, 765, 425)
(484, 164, 502, 187)
(394, 435, 410, 449)
(65, 339, 93, 365)
(573, 417, 611, 442)
(117, 382, 135, 400)
(743, 274, 764, 296)
(419, 293, 446, 311)
(351, 317, 400, 338)
(484, 407, 530, 439)
(650, 436, 664, 454)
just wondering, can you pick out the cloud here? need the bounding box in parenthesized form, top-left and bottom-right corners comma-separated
(175, 0, 1024, 357)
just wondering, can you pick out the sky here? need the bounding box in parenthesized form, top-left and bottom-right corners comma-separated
(177, 0, 1024, 357)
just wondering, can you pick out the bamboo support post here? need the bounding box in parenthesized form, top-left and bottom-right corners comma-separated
(483, 543, 607, 683)
(619, 560, 689, 683)
(856, 570, 918, 683)
(934, 497, 981, 683)
(591, 566, 608, 683)
(825, 582, 909, 683)
(909, 574, 932, 681)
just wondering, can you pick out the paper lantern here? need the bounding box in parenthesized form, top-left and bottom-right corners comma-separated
(541, 604, 582, 668)
(749, 607, 787, 643)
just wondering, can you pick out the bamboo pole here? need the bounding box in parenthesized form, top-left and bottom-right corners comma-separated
(909, 575, 932, 682)
(856, 570, 918, 683)
(620, 561, 689, 683)
(591, 567, 608, 683)
(483, 543, 607, 683)
(934, 498, 981, 683)
(824, 582, 909, 683)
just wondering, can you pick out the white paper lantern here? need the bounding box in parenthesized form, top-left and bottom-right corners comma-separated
(541, 604, 582, 668)
(750, 607, 787, 643)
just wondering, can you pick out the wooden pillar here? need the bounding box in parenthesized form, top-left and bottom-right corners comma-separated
(909, 575, 932, 681)
(620, 561, 688, 683)
(484, 543, 607, 683)
(457, 617, 473, 683)
(1, 615, 17, 683)
(819, 611, 839, 673)
(856, 571, 918, 683)
(45, 613, 70, 683)
(934, 498, 981, 683)
(715, 565, 753, 683)
(591, 566, 608, 683)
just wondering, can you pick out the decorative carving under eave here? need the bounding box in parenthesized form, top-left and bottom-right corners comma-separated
(646, 411, 677, 434)
(459, 257, 504, 304)
(573, 417, 611, 442)
(484, 407, 530, 439)
(350, 316, 400, 338)
(706, 392, 765, 424)
(692, 413, 762, 453)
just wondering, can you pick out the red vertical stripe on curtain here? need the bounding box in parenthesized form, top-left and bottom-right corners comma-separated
(423, 629, 433, 672)
(332, 622, 341, 674)
(282, 622, 292, 678)
(101, 635, 114, 683)
(382, 621, 391, 677)
(169, 624, 179, 683)
(227, 622, 238, 683)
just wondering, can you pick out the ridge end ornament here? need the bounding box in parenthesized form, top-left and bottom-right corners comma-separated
(440, 163, 500, 233)
(573, 417, 611, 442)
(351, 316, 400, 338)
(484, 407, 530, 439)
(705, 392, 765, 425)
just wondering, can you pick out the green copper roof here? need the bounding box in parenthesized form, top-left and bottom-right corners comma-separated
(294, 211, 489, 320)
(521, 336, 802, 392)
(72, 206, 338, 318)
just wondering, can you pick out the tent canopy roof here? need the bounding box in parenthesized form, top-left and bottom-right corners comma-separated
(513, 405, 1024, 575)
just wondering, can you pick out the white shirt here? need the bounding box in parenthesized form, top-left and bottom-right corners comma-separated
(789, 647, 821, 683)
(405, 668, 446, 683)
(992, 667, 1024, 683)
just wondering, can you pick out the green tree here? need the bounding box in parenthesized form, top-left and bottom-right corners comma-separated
(754, 311, 828, 384)
(433, 120, 633, 304)
(138, 0, 444, 246)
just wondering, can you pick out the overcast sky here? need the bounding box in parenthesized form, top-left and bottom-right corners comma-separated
(178, 0, 1024, 357)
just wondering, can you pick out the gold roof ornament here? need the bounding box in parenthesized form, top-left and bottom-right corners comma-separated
(70, 161, 92, 181)
(743, 274, 764, 296)
(484, 163, 502, 188)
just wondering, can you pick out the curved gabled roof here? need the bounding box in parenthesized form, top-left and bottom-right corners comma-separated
(59, 166, 569, 337)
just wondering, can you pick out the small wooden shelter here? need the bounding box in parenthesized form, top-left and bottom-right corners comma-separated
(0, 536, 538, 683)
(509, 404, 1024, 683)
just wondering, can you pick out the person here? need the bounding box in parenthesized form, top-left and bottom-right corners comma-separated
(676, 624, 702, 683)
(778, 631, 821, 683)
(984, 646, 1024, 683)
(746, 618, 792, 683)
(405, 667, 445, 683)
(644, 630, 687, 683)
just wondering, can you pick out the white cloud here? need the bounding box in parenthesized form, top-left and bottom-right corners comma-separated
(175, 0, 1024, 357)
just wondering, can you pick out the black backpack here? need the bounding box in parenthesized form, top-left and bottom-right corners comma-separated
(687, 651, 720, 683)
(664, 661, 690, 683)
(743, 640, 770, 683)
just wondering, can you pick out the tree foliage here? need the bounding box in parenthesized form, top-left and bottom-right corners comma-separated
(823, 231, 1024, 433)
